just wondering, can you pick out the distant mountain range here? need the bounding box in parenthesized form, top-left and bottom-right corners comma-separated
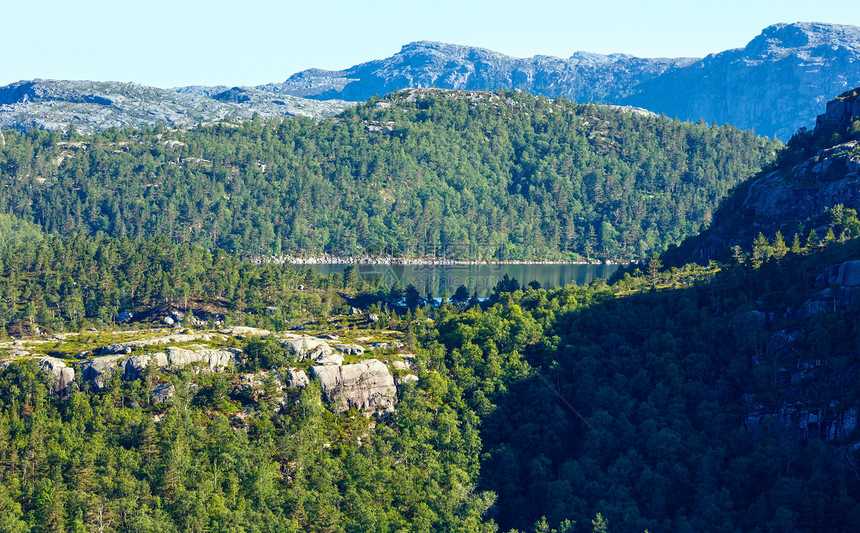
(0, 80, 353, 134)
(2, 22, 859, 138)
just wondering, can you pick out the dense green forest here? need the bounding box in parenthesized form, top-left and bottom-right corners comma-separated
(0, 90, 776, 260)
(1, 221, 859, 531)
(3, 87, 860, 532)
(0, 222, 354, 336)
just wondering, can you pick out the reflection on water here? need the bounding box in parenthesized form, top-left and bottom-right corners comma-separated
(309, 263, 619, 297)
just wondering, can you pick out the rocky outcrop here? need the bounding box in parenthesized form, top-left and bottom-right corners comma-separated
(397, 373, 419, 385)
(282, 336, 334, 360)
(370, 342, 404, 351)
(36, 357, 75, 395)
(825, 260, 860, 287)
(285, 368, 310, 388)
(816, 88, 860, 132)
(151, 382, 175, 404)
(238, 371, 285, 398)
(309, 359, 396, 416)
(94, 333, 224, 355)
(20, 345, 243, 393)
(314, 353, 344, 366)
(166, 347, 243, 371)
(741, 143, 860, 231)
(120, 352, 168, 380)
(681, 86, 860, 261)
(334, 343, 365, 356)
(77, 355, 125, 390)
(789, 260, 860, 320)
(0, 79, 353, 134)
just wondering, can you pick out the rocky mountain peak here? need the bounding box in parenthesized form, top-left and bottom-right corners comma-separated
(815, 87, 860, 132)
(744, 22, 860, 59)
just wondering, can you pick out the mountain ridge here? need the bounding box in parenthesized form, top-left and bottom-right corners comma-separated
(663, 85, 860, 265)
(2, 22, 860, 139)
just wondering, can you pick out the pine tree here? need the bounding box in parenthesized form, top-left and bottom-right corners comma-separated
(773, 231, 787, 258)
(790, 232, 803, 254)
(806, 229, 820, 249)
(752, 232, 770, 263)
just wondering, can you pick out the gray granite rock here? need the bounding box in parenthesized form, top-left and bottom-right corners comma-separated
(77, 354, 125, 390)
(36, 356, 75, 395)
(314, 353, 344, 366)
(166, 347, 243, 371)
(152, 382, 175, 404)
(309, 359, 396, 415)
(285, 368, 310, 388)
(282, 336, 334, 360)
(334, 343, 365, 356)
(121, 352, 168, 380)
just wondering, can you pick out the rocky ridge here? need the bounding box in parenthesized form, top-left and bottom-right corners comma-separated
(269, 22, 860, 140)
(3, 23, 860, 139)
(2, 328, 412, 416)
(265, 41, 693, 104)
(683, 85, 860, 260)
(0, 79, 354, 134)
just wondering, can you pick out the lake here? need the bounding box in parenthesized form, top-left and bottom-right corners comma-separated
(309, 263, 620, 297)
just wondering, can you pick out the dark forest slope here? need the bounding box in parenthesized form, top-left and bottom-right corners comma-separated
(0, 89, 775, 261)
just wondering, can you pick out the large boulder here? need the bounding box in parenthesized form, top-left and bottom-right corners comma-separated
(77, 354, 125, 390)
(152, 382, 175, 404)
(36, 356, 75, 395)
(166, 347, 243, 371)
(282, 336, 334, 360)
(285, 368, 310, 388)
(314, 353, 344, 366)
(334, 343, 365, 356)
(121, 352, 168, 380)
(309, 359, 396, 415)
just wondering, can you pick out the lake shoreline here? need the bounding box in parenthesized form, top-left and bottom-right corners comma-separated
(253, 255, 630, 266)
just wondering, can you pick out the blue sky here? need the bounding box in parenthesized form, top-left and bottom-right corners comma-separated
(2, 0, 856, 88)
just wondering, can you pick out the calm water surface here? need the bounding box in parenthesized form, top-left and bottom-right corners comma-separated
(309, 263, 619, 297)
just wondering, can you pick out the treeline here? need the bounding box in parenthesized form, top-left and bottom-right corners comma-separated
(0, 90, 776, 260)
(0, 225, 351, 335)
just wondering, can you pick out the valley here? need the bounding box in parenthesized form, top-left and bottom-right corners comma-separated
(1, 25, 860, 532)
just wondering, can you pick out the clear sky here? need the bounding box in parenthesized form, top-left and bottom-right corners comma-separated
(2, 0, 856, 88)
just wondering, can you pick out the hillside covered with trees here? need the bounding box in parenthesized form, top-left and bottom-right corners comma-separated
(5, 86, 860, 532)
(1, 225, 859, 532)
(0, 89, 776, 261)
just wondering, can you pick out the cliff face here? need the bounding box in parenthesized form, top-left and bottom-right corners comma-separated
(269, 22, 860, 140)
(748, 87, 860, 229)
(742, 141, 860, 230)
(265, 41, 692, 104)
(816, 87, 860, 131)
(680, 85, 860, 261)
(624, 23, 860, 141)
